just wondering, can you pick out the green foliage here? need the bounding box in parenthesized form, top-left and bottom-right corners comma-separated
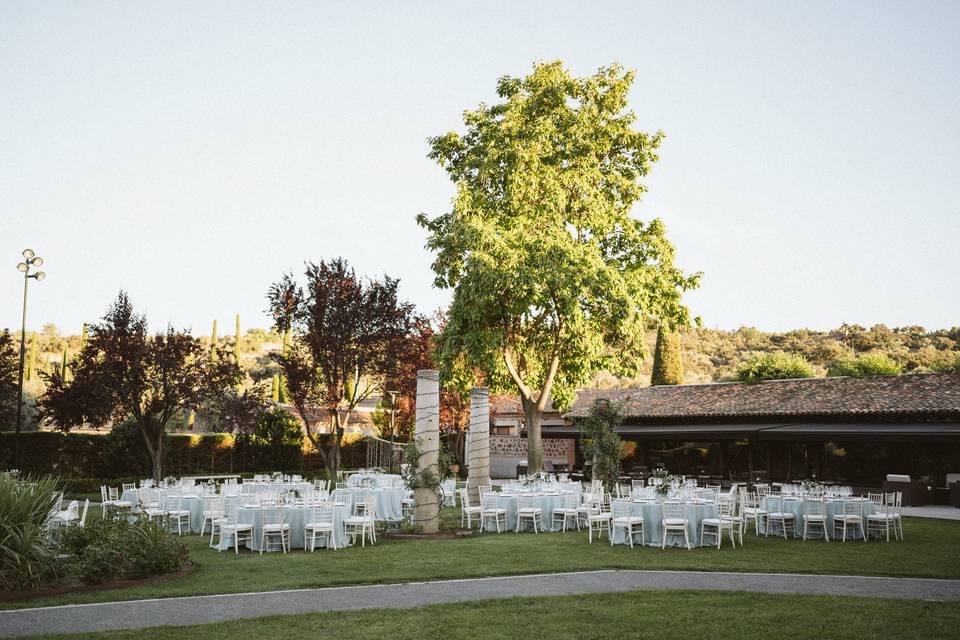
(930, 351, 960, 373)
(211, 319, 218, 358)
(578, 400, 624, 488)
(401, 439, 453, 491)
(0, 330, 18, 427)
(650, 327, 684, 385)
(418, 60, 699, 470)
(38, 292, 242, 481)
(0, 431, 368, 479)
(59, 516, 188, 585)
(27, 332, 37, 381)
(735, 351, 815, 383)
(0, 474, 61, 590)
(266, 259, 414, 478)
(828, 352, 902, 378)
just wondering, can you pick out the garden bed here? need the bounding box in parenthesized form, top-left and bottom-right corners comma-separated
(383, 529, 473, 540)
(0, 561, 195, 604)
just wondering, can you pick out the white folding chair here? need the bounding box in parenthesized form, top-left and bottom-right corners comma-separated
(552, 492, 580, 532)
(259, 506, 291, 553)
(304, 505, 337, 551)
(802, 497, 829, 541)
(516, 495, 543, 533)
(610, 499, 644, 548)
(479, 491, 507, 533)
(661, 501, 691, 550)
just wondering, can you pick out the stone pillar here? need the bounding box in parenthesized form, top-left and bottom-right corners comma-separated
(413, 369, 440, 533)
(467, 387, 490, 504)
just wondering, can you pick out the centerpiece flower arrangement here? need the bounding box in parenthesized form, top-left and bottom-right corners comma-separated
(522, 471, 550, 487)
(163, 476, 177, 488)
(800, 479, 822, 494)
(650, 469, 682, 497)
(359, 477, 377, 489)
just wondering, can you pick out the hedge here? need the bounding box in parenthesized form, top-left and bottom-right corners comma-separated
(0, 431, 369, 480)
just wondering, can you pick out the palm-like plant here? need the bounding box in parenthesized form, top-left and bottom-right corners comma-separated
(0, 474, 61, 590)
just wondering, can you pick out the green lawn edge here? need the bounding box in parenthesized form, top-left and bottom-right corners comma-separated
(4, 514, 958, 611)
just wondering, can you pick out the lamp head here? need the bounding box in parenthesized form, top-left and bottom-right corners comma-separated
(33, 272, 46, 281)
(17, 262, 28, 273)
(30, 256, 43, 267)
(22, 249, 34, 260)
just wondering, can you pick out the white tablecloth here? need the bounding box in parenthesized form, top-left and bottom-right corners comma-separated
(610, 501, 719, 547)
(215, 503, 351, 551)
(347, 473, 402, 488)
(760, 497, 876, 537)
(488, 493, 571, 532)
(122, 490, 206, 533)
(333, 487, 405, 521)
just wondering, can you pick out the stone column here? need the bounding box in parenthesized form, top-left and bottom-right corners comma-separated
(413, 369, 440, 533)
(467, 387, 490, 504)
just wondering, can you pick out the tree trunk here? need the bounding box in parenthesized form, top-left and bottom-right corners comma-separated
(522, 396, 543, 473)
(139, 416, 165, 483)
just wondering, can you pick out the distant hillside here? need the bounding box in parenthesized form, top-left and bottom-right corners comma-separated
(588, 324, 960, 388)
(9, 322, 960, 401)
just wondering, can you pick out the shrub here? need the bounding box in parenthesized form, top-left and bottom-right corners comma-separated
(0, 474, 61, 590)
(930, 351, 960, 374)
(59, 516, 188, 585)
(828, 352, 902, 378)
(736, 351, 815, 383)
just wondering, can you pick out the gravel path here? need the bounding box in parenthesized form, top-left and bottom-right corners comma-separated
(3, 569, 959, 638)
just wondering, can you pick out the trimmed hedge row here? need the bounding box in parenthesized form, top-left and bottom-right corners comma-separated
(0, 431, 369, 479)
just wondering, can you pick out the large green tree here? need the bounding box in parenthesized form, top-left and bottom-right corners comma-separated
(418, 61, 700, 471)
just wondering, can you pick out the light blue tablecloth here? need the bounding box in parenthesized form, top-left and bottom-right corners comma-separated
(333, 487, 405, 521)
(610, 501, 719, 547)
(489, 493, 570, 532)
(760, 497, 875, 537)
(215, 503, 351, 551)
(121, 490, 206, 534)
(347, 473, 402, 488)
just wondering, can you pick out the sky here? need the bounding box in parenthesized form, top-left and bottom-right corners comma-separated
(2, 1, 958, 336)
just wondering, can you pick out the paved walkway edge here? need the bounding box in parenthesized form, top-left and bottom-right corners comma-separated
(3, 569, 960, 638)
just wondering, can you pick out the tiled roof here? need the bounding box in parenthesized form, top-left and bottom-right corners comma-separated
(563, 373, 960, 423)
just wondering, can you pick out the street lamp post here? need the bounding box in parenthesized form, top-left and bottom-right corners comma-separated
(14, 249, 45, 469)
(386, 390, 399, 473)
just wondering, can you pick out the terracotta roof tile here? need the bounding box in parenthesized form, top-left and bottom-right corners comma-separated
(564, 373, 960, 422)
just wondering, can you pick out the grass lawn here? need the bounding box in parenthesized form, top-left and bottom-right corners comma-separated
(5, 512, 958, 611)
(41, 590, 960, 640)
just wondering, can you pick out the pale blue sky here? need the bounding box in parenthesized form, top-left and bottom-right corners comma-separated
(2, 1, 958, 336)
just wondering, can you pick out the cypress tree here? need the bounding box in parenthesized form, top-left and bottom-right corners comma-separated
(80, 322, 87, 350)
(27, 332, 37, 381)
(234, 314, 242, 392)
(210, 320, 218, 359)
(271, 374, 280, 402)
(61, 344, 68, 379)
(651, 326, 684, 385)
(278, 328, 290, 403)
(234, 314, 241, 364)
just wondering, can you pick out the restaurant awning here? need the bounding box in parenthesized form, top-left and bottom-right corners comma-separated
(541, 422, 960, 441)
(541, 423, 764, 439)
(757, 422, 960, 441)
